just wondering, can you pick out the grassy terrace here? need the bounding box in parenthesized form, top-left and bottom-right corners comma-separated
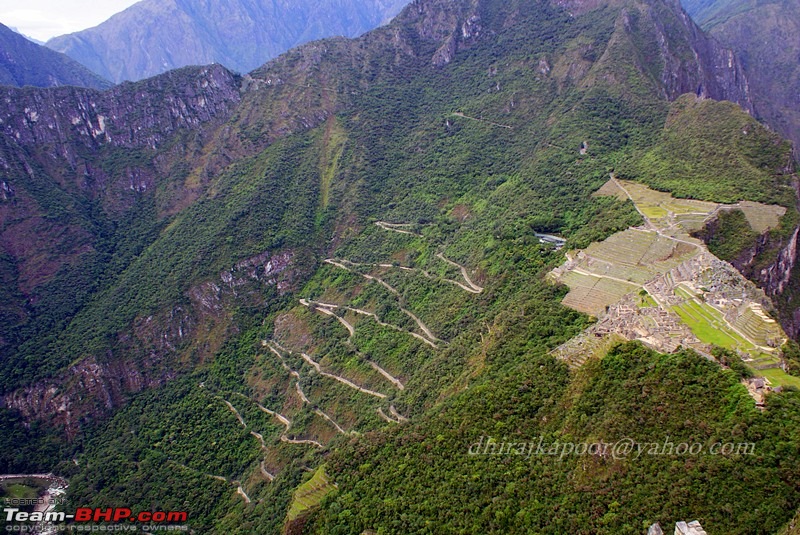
(287, 466, 337, 522)
(670, 296, 797, 386)
(759, 368, 800, 390)
(637, 293, 659, 308)
(558, 179, 797, 387)
(560, 270, 641, 315)
(672, 299, 753, 351)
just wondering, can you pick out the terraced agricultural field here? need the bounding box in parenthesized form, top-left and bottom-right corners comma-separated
(592, 178, 629, 200)
(733, 304, 785, 347)
(673, 213, 710, 232)
(555, 179, 797, 388)
(737, 201, 787, 233)
(618, 179, 719, 217)
(559, 270, 640, 315)
(582, 229, 698, 279)
(672, 299, 754, 351)
(758, 368, 800, 390)
(552, 333, 627, 368)
(287, 466, 337, 521)
(600, 178, 786, 234)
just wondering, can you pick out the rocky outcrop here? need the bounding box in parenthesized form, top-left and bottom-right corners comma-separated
(0, 64, 240, 153)
(731, 226, 800, 338)
(0, 64, 243, 367)
(667, 0, 752, 111)
(606, 0, 752, 111)
(682, 0, 800, 161)
(1, 354, 175, 439)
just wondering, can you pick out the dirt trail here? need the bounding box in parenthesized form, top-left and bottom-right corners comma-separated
(266, 342, 301, 378)
(401, 307, 441, 343)
(300, 352, 388, 399)
(375, 221, 422, 236)
(173, 463, 252, 502)
(327, 257, 479, 295)
(256, 403, 292, 429)
(436, 253, 484, 293)
(236, 485, 251, 504)
(612, 176, 702, 250)
(321, 261, 441, 341)
(377, 407, 400, 424)
(266, 342, 352, 441)
(250, 430, 267, 450)
(302, 299, 438, 348)
(280, 435, 324, 448)
(376, 405, 409, 424)
(314, 409, 349, 434)
(389, 405, 409, 422)
(365, 273, 401, 295)
(260, 463, 275, 481)
(222, 399, 246, 427)
(295, 383, 311, 404)
(368, 361, 405, 390)
(572, 267, 642, 288)
(300, 298, 356, 337)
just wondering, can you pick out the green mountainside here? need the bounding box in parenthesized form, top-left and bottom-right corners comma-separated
(0, 0, 799, 533)
(681, 0, 800, 161)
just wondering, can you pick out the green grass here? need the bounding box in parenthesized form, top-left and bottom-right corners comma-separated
(637, 294, 658, 308)
(287, 466, 337, 522)
(640, 205, 668, 220)
(1, 483, 37, 500)
(674, 285, 696, 300)
(758, 367, 800, 389)
(672, 299, 754, 351)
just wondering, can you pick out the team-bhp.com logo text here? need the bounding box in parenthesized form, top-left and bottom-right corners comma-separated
(467, 436, 756, 460)
(4, 508, 188, 531)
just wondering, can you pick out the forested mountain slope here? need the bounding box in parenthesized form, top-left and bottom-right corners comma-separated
(0, 0, 798, 533)
(681, 0, 800, 160)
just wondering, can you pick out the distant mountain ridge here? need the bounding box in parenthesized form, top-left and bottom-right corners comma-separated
(681, 0, 800, 157)
(46, 0, 411, 83)
(0, 23, 110, 89)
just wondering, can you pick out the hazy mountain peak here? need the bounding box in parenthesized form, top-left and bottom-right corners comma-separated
(0, 23, 111, 89)
(45, 0, 411, 83)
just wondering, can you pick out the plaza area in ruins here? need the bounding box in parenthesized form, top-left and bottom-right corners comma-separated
(550, 177, 799, 388)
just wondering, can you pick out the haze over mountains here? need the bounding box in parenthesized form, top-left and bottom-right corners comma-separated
(45, 0, 411, 83)
(0, 23, 110, 89)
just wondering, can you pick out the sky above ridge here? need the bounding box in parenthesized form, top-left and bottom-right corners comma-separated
(0, 0, 139, 42)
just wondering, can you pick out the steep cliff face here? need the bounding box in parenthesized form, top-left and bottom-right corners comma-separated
(0, 248, 301, 436)
(584, 0, 752, 111)
(0, 64, 243, 400)
(0, 65, 241, 298)
(667, 2, 751, 109)
(724, 216, 800, 338)
(0, 64, 240, 162)
(681, 0, 800, 160)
